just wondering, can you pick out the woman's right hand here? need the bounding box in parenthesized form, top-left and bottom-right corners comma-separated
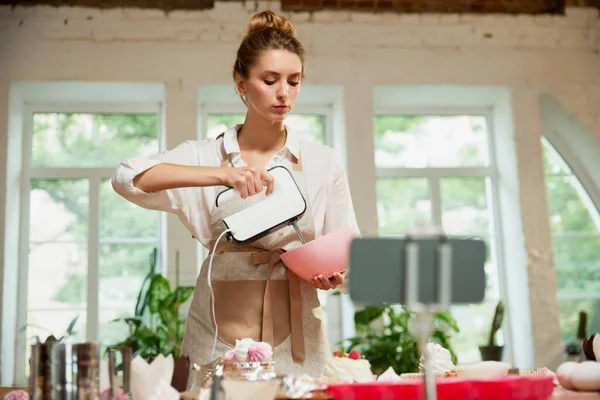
(222, 166, 275, 199)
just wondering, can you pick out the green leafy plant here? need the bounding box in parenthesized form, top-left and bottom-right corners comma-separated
(487, 301, 504, 347)
(565, 310, 588, 357)
(21, 315, 80, 345)
(576, 310, 588, 341)
(110, 249, 194, 361)
(341, 304, 459, 376)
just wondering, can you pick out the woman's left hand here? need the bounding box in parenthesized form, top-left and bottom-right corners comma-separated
(312, 272, 345, 290)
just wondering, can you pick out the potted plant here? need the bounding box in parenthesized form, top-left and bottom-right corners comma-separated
(564, 311, 588, 362)
(341, 304, 459, 376)
(110, 249, 194, 363)
(479, 300, 504, 361)
(21, 316, 79, 380)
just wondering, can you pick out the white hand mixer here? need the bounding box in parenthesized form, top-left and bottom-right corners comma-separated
(215, 165, 309, 245)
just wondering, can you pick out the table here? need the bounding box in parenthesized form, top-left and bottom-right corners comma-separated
(552, 387, 600, 399)
(2, 386, 600, 399)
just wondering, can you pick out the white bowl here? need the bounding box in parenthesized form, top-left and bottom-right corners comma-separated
(454, 361, 512, 378)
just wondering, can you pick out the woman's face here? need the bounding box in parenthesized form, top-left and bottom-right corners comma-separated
(237, 49, 303, 122)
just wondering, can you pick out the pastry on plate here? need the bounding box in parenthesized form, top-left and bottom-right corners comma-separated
(320, 350, 375, 383)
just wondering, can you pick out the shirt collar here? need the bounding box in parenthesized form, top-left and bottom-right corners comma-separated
(222, 124, 300, 159)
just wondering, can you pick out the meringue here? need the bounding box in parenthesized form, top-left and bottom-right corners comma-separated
(225, 339, 274, 363)
(247, 342, 273, 362)
(418, 342, 456, 376)
(321, 356, 375, 383)
(233, 338, 255, 362)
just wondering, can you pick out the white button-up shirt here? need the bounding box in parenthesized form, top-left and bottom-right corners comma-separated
(111, 124, 360, 249)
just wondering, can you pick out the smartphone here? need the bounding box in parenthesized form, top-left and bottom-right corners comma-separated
(348, 236, 487, 306)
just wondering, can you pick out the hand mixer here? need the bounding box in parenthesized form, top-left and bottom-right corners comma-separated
(214, 165, 309, 245)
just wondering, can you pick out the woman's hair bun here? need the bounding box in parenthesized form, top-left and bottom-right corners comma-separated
(246, 10, 296, 38)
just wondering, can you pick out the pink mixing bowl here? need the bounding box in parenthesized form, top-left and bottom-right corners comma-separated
(280, 225, 356, 282)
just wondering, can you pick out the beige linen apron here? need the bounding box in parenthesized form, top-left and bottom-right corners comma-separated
(180, 140, 330, 389)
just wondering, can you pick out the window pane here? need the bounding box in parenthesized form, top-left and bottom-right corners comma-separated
(30, 179, 88, 242)
(29, 242, 88, 308)
(285, 114, 325, 144)
(542, 137, 600, 345)
(100, 180, 158, 240)
(32, 113, 159, 168)
(441, 177, 491, 236)
(376, 178, 431, 235)
(100, 309, 134, 352)
(558, 298, 600, 343)
(448, 237, 502, 364)
(206, 113, 326, 144)
(450, 300, 502, 364)
(546, 176, 598, 233)
(29, 179, 88, 309)
(99, 244, 157, 308)
(542, 138, 572, 176)
(374, 115, 489, 168)
(553, 235, 600, 294)
(206, 114, 245, 139)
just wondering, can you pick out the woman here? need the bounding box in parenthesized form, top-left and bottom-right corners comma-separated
(111, 10, 359, 386)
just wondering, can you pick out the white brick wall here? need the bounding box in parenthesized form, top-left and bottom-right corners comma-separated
(2, 4, 598, 53)
(2, 3, 595, 130)
(1, 2, 600, 374)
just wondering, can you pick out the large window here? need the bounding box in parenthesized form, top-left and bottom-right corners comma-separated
(204, 113, 326, 144)
(17, 108, 163, 382)
(542, 139, 600, 342)
(373, 113, 505, 363)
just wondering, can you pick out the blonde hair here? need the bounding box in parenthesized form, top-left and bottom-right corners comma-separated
(233, 10, 305, 102)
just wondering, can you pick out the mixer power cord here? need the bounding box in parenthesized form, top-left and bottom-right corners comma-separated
(201, 228, 233, 361)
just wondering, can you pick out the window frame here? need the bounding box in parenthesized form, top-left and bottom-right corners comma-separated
(14, 102, 165, 385)
(373, 106, 512, 362)
(199, 103, 335, 148)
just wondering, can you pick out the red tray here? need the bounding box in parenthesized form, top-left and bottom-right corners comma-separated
(326, 375, 555, 400)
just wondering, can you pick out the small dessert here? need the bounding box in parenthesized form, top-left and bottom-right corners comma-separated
(223, 338, 276, 381)
(224, 338, 273, 363)
(418, 342, 457, 377)
(377, 366, 402, 382)
(401, 342, 457, 378)
(320, 349, 375, 383)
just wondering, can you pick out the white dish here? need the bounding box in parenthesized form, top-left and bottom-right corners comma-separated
(454, 361, 512, 378)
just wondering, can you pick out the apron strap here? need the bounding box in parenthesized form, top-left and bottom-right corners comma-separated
(251, 251, 280, 347)
(287, 270, 305, 362)
(250, 249, 305, 363)
(291, 152, 302, 172)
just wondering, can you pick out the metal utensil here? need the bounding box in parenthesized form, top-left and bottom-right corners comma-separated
(30, 341, 102, 400)
(107, 346, 132, 398)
